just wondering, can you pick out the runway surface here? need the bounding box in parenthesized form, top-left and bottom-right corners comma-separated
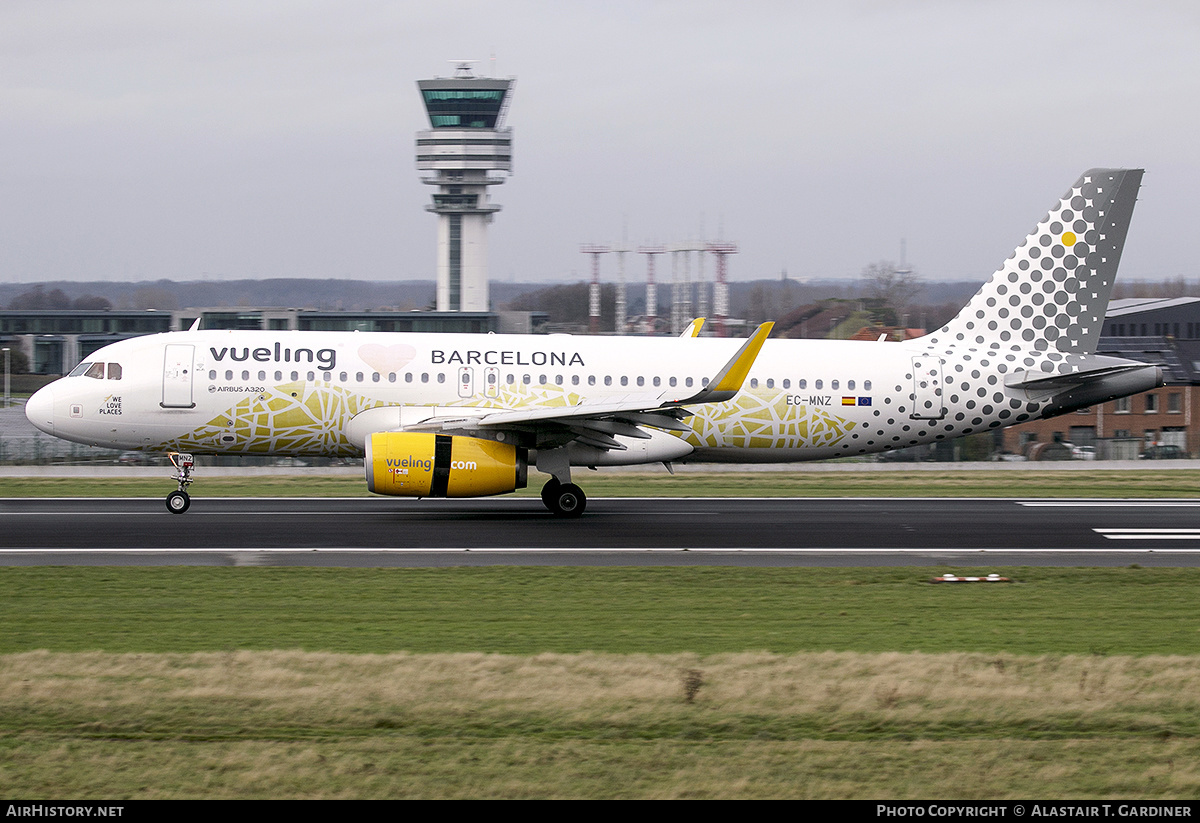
(5, 496, 1200, 566)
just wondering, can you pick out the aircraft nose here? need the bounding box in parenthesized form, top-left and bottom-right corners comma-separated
(25, 384, 55, 435)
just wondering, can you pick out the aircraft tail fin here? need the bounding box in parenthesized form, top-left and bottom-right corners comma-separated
(925, 168, 1142, 355)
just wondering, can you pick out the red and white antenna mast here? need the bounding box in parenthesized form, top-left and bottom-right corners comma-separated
(637, 245, 666, 333)
(580, 244, 610, 333)
(706, 242, 738, 337)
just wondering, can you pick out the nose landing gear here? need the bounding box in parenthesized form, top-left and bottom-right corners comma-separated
(166, 452, 194, 514)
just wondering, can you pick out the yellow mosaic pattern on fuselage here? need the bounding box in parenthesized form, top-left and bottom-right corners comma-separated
(683, 391, 854, 449)
(159, 381, 387, 456)
(159, 382, 851, 456)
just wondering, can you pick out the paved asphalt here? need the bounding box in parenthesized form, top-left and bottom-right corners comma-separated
(4, 496, 1200, 566)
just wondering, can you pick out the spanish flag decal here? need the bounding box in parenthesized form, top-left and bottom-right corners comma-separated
(841, 396, 856, 406)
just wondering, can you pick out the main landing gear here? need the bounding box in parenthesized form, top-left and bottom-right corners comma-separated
(166, 452, 194, 514)
(540, 478, 586, 518)
(535, 447, 586, 517)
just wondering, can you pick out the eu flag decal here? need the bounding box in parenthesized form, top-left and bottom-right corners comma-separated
(858, 397, 872, 406)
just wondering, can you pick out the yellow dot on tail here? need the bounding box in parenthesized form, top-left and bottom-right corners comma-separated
(1062, 231, 1077, 246)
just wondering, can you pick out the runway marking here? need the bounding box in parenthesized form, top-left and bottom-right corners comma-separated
(1020, 501, 1200, 507)
(6, 547, 1200, 554)
(1095, 529, 1200, 540)
(10, 496, 1200, 503)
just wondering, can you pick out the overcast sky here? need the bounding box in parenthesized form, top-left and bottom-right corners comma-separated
(1, 0, 1196, 287)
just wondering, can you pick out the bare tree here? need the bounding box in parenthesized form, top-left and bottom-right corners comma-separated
(860, 261, 923, 325)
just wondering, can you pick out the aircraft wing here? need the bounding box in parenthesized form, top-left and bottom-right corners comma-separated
(403, 322, 773, 451)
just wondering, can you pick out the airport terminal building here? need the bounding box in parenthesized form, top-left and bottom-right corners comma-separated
(0, 308, 546, 376)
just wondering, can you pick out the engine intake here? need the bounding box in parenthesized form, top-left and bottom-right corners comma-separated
(366, 432, 527, 498)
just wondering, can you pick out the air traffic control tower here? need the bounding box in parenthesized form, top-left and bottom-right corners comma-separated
(416, 63, 514, 312)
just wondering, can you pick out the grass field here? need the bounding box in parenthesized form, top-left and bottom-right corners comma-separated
(3, 566, 1200, 797)
(3, 567, 1200, 656)
(4, 469, 1200, 797)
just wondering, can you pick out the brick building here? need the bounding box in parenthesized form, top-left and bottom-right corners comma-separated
(1001, 298, 1200, 458)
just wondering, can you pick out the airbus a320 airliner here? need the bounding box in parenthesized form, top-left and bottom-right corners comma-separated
(26, 169, 1160, 516)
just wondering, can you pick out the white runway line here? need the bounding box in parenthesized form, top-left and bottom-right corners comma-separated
(6, 546, 1200, 554)
(1095, 529, 1200, 540)
(1020, 501, 1200, 507)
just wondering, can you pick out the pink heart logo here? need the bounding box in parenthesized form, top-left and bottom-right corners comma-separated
(358, 343, 417, 374)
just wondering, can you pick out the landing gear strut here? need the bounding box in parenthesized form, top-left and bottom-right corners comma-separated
(166, 452, 194, 514)
(536, 447, 586, 517)
(540, 478, 586, 518)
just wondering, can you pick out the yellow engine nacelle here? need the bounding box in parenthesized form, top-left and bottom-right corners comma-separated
(365, 432, 527, 498)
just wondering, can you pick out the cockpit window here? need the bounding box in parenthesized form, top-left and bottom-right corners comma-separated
(84, 363, 106, 380)
(69, 362, 93, 377)
(107, 363, 122, 380)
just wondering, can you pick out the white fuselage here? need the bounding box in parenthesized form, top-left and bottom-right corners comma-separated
(25, 327, 1136, 465)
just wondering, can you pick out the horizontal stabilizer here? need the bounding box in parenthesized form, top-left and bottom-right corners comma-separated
(1004, 360, 1152, 393)
(1005, 356, 1162, 412)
